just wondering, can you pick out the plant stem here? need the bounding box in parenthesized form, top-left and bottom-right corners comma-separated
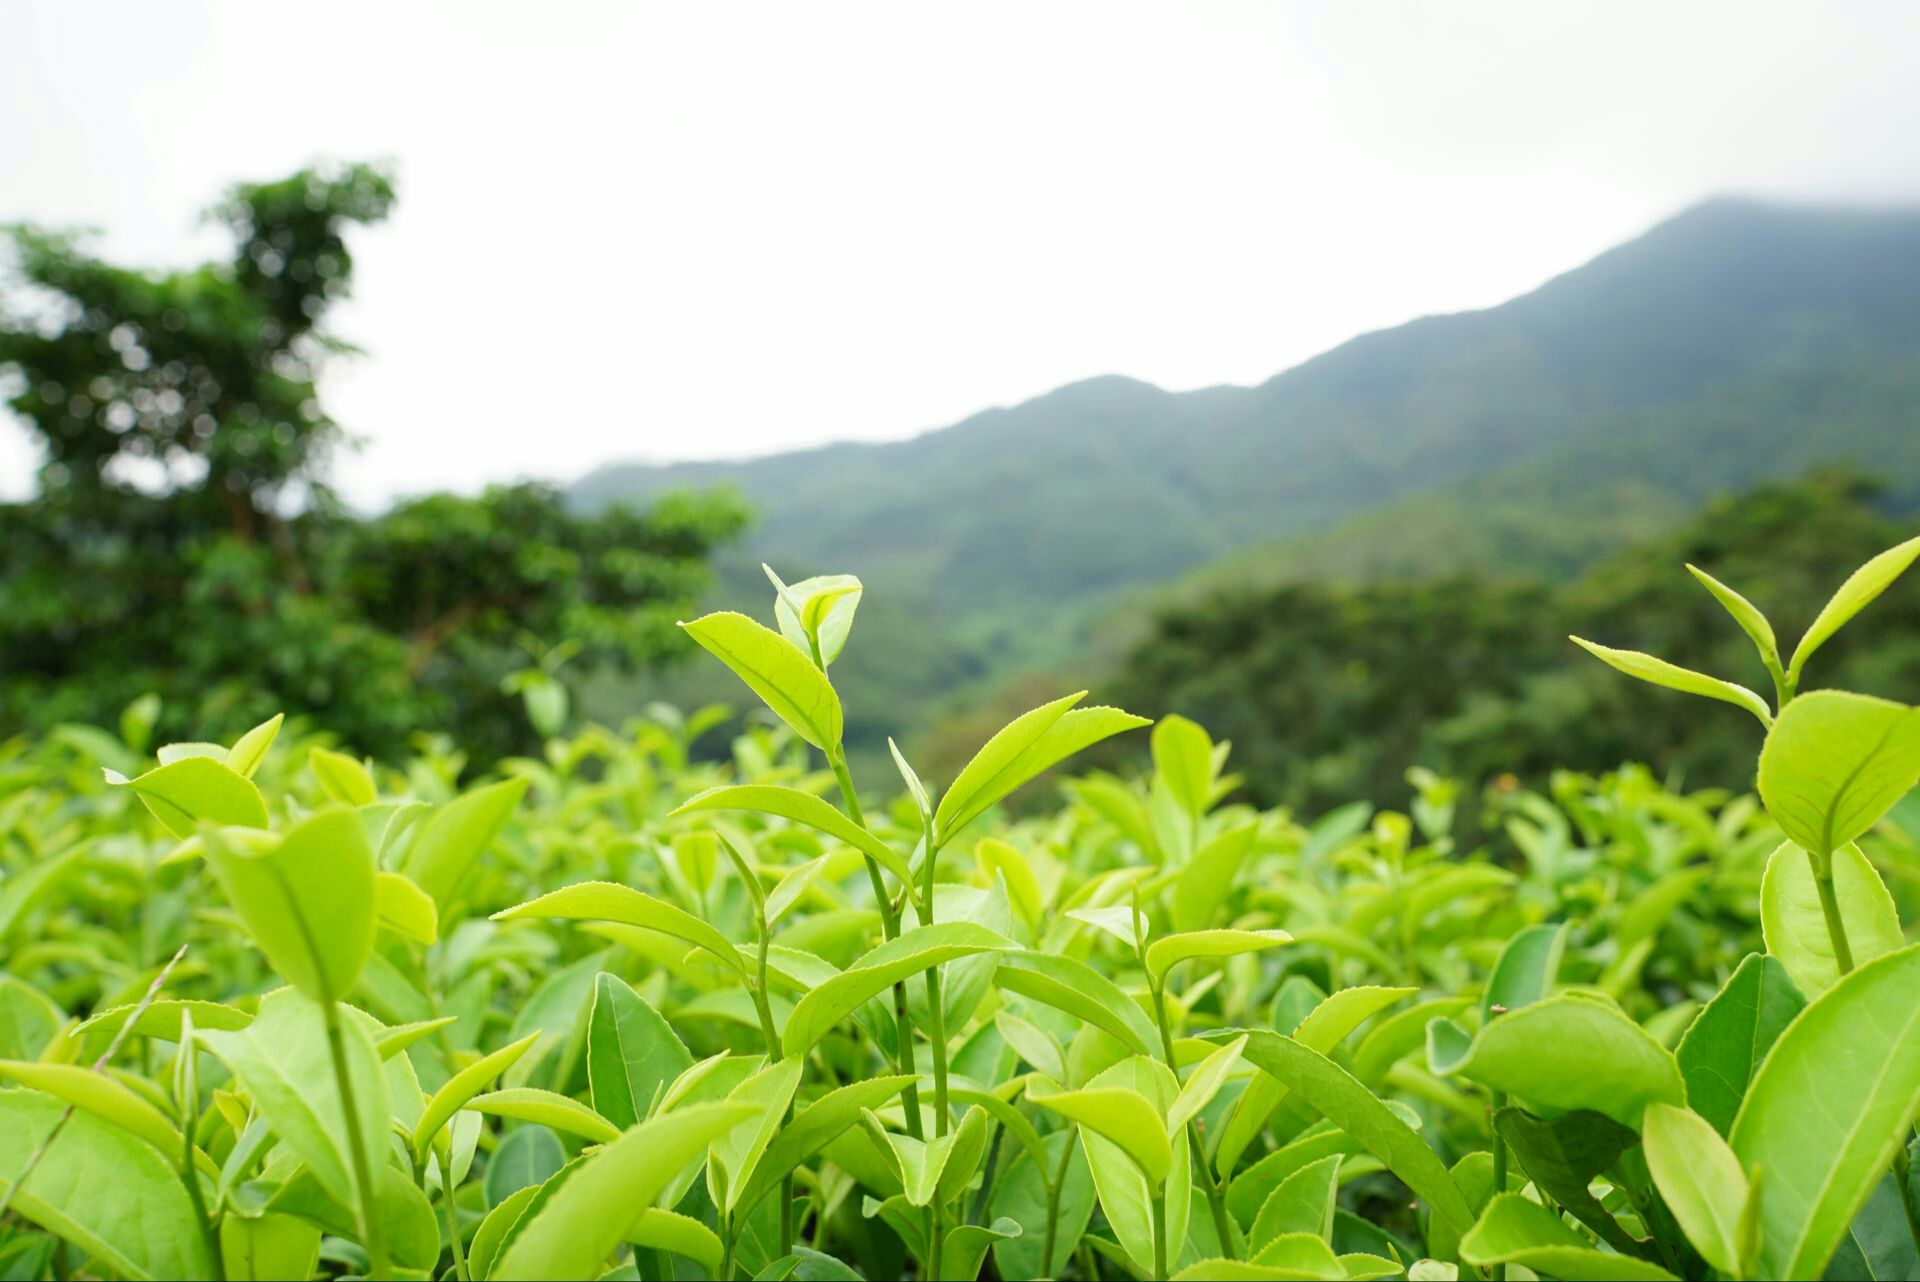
(1152, 1188, 1169, 1280)
(1894, 1143, 1920, 1266)
(1148, 974, 1236, 1260)
(322, 998, 390, 1280)
(927, 1202, 945, 1281)
(1040, 1132, 1074, 1277)
(180, 1112, 224, 1280)
(922, 812, 950, 1138)
(720, 1211, 735, 1282)
(440, 1138, 468, 1281)
(826, 744, 924, 1139)
(1490, 1088, 1508, 1282)
(1811, 857, 1855, 975)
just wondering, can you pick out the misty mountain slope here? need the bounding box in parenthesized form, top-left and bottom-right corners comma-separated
(573, 198, 1920, 750)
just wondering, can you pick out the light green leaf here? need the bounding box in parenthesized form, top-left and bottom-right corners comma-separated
(765, 567, 863, 667)
(1152, 714, 1216, 818)
(1675, 953, 1804, 1137)
(0, 1061, 208, 1176)
(1031, 1085, 1172, 1186)
(1643, 1102, 1747, 1275)
(1760, 840, 1902, 995)
(376, 1015, 458, 1059)
(224, 713, 284, 779)
(711, 1058, 802, 1212)
(1493, 1108, 1644, 1256)
(1732, 943, 1920, 1279)
(72, 997, 252, 1044)
(627, 1207, 724, 1274)
(472, 1183, 542, 1279)
(265, 1153, 442, 1270)
(1145, 928, 1291, 984)
(587, 975, 692, 1131)
(1757, 691, 1920, 864)
(991, 950, 1163, 1059)
(933, 692, 1085, 841)
(1427, 992, 1683, 1127)
(994, 1011, 1066, 1083)
(405, 776, 529, 911)
(940, 1216, 1023, 1282)
(492, 1102, 759, 1280)
(1229, 1029, 1475, 1237)
(782, 921, 1010, 1058)
(1250, 1154, 1342, 1248)
(464, 1087, 623, 1144)
(375, 870, 438, 945)
(1788, 532, 1920, 679)
(311, 745, 378, 806)
(1460, 1193, 1677, 1280)
(765, 855, 831, 927)
(414, 1031, 542, 1156)
(1173, 822, 1260, 933)
(944, 705, 1152, 848)
(736, 1075, 914, 1218)
(0, 1087, 218, 1280)
(888, 738, 933, 819)
(203, 808, 376, 1003)
(674, 785, 914, 889)
(198, 987, 388, 1210)
(221, 1211, 321, 1281)
(1481, 922, 1565, 1020)
(1570, 636, 1772, 725)
(1687, 564, 1781, 675)
(493, 881, 746, 975)
(1169, 1033, 1246, 1133)
(107, 755, 269, 837)
(680, 611, 844, 750)
(1350, 997, 1472, 1085)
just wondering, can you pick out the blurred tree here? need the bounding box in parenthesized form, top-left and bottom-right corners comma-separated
(1111, 472, 1920, 812)
(0, 163, 748, 758)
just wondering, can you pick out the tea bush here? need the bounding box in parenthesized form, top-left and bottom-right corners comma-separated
(1, 544, 1918, 1280)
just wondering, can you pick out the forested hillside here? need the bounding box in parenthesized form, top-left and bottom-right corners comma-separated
(578, 199, 1920, 759)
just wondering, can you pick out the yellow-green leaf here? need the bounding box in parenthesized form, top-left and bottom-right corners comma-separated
(679, 611, 843, 750)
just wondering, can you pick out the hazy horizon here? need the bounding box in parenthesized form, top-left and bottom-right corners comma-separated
(6, 1, 1920, 508)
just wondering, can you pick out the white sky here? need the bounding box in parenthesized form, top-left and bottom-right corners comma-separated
(5, 1, 1919, 507)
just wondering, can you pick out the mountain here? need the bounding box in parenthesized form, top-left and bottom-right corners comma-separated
(573, 198, 1920, 756)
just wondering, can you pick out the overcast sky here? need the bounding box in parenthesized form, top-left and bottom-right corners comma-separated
(5, 1, 1919, 506)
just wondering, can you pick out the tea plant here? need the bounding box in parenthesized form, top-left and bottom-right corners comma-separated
(0, 539, 1915, 1280)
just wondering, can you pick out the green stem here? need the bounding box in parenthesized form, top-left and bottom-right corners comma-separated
(181, 1117, 223, 1280)
(927, 1202, 945, 1281)
(826, 744, 924, 1139)
(440, 1138, 468, 1281)
(721, 1210, 735, 1282)
(323, 999, 390, 1280)
(1152, 1187, 1169, 1280)
(1894, 1144, 1920, 1266)
(1490, 1088, 1508, 1282)
(1812, 858, 1856, 975)
(1148, 974, 1236, 1260)
(922, 813, 950, 1138)
(1040, 1133, 1074, 1276)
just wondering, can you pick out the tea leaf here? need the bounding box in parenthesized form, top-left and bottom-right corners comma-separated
(766, 567, 864, 666)
(462, 1087, 622, 1144)
(1570, 636, 1772, 725)
(1145, 928, 1291, 984)
(934, 692, 1084, 842)
(224, 713, 284, 779)
(311, 745, 377, 806)
(586, 975, 692, 1131)
(1759, 840, 1902, 994)
(491, 1102, 759, 1280)
(1643, 1102, 1747, 1276)
(1460, 1194, 1677, 1280)
(626, 1207, 723, 1274)
(1757, 690, 1920, 864)
(0, 1088, 218, 1280)
(783, 922, 1011, 1058)
(674, 784, 914, 888)
(107, 755, 269, 837)
(0, 1060, 208, 1175)
(405, 775, 529, 911)
(1030, 1085, 1172, 1185)
(493, 881, 747, 975)
(680, 611, 844, 750)
(991, 950, 1163, 1058)
(1249, 1153, 1342, 1248)
(1687, 564, 1781, 675)
(198, 987, 388, 1209)
(737, 1075, 914, 1218)
(1152, 715, 1216, 818)
(1732, 943, 1920, 1279)
(1788, 532, 1920, 680)
(203, 808, 376, 1003)
(414, 1030, 542, 1156)
(374, 870, 438, 945)
(1427, 992, 1683, 1127)
(1481, 921, 1565, 1020)
(1674, 952, 1804, 1136)
(220, 1211, 320, 1281)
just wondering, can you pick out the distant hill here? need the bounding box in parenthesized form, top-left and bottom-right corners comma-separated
(573, 198, 1920, 756)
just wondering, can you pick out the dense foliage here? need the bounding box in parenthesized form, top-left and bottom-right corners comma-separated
(0, 167, 746, 761)
(1116, 474, 1920, 810)
(2, 535, 1919, 1281)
